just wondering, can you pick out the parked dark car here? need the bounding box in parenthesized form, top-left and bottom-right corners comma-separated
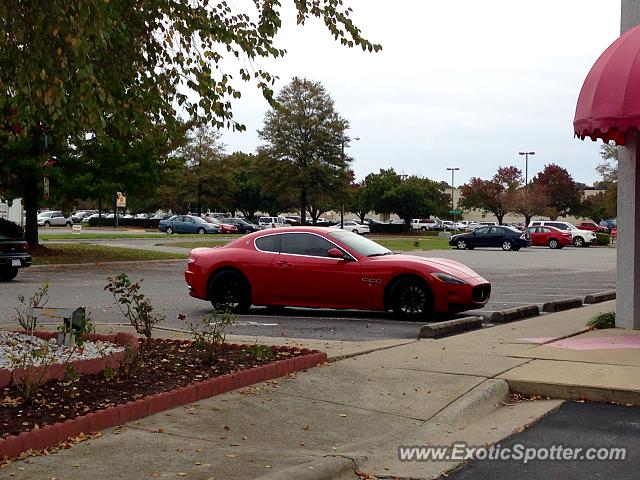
(0, 233, 31, 281)
(449, 226, 531, 251)
(224, 218, 263, 234)
(159, 215, 220, 234)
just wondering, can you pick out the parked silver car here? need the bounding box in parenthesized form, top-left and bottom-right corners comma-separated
(37, 211, 72, 227)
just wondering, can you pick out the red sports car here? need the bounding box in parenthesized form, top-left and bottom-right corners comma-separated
(184, 227, 491, 319)
(524, 225, 573, 249)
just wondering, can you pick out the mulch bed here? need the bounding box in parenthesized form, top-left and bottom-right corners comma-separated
(0, 339, 304, 439)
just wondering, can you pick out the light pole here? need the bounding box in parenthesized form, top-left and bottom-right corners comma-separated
(446, 167, 460, 226)
(518, 151, 535, 185)
(340, 136, 359, 229)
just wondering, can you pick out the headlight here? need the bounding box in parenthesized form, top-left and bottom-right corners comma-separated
(430, 272, 466, 285)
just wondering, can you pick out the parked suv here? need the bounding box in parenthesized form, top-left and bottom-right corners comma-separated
(37, 211, 72, 227)
(411, 218, 440, 231)
(528, 220, 597, 247)
(258, 216, 288, 229)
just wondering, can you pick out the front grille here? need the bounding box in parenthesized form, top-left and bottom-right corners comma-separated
(472, 284, 491, 303)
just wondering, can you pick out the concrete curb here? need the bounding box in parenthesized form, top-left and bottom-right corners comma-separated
(430, 379, 510, 428)
(506, 379, 640, 406)
(487, 305, 539, 323)
(253, 455, 364, 480)
(418, 317, 483, 338)
(541, 297, 583, 313)
(584, 290, 616, 304)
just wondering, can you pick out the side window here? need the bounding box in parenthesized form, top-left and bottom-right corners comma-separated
(281, 233, 335, 257)
(255, 234, 280, 253)
(475, 227, 489, 235)
(531, 222, 541, 227)
(541, 227, 551, 233)
(550, 223, 567, 230)
(173, 216, 183, 222)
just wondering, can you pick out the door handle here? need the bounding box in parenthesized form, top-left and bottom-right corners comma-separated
(276, 260, 290, 267)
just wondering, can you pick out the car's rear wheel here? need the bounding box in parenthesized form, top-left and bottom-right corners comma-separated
(391, 278, 432, 320)
(548, 239, 559, 249)
(197, 227, 206, 235)
(573, 236, 584, 247)
(166, 226, 174, 234)
(502, 240, 513, 251)
(456, 239, 467, 250)
(0, 267, 18, 281)
(209, 270, 251, 314)
(420, 226, 427, 232)
(352, 229, 359, 234)
(44, 221, 50, 227)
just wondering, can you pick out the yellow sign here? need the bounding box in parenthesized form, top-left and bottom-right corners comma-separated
(116, 192, 126, 208)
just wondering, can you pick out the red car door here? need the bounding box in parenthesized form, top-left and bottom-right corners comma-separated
(526, 227, 545, 246)
(271, 232, 362, 308)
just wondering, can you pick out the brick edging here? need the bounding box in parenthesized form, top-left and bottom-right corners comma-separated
(0, 342, 326, 460)
(0, 332, 139, 389)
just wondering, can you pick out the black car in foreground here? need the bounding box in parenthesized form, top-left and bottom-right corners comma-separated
(224, 218, 263, 234)
(0, 233, 31, 281)
(449, 226, 531, 251)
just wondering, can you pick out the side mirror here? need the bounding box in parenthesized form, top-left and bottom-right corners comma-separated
(327, 247, 346, 259)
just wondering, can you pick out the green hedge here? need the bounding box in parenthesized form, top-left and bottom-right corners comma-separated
(596, 232, 611, 245)
(0, 218, 24, 239)
(87, 217, 161, 229)
(369, 223, 407, 234)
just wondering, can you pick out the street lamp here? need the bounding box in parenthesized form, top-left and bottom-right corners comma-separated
(518, 151, 535, 185)
(340, 136, 360, 229)
(446, 167, 460, 226)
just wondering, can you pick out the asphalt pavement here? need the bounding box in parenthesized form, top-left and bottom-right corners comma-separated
(0, 246, 616, 341)
(445, 401, 640, 479)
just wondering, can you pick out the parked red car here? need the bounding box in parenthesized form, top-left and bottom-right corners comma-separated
(576, 221, 609, 233)
(184, 227, 491, 320)
(524, 226, 572, 249)
(205, 217, 238, 234)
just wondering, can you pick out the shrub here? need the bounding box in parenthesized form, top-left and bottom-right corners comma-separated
(87, 217, 161, 229)
(369, 223, 406, 234)
(0, 218, 24, 239)
(587, 312, 615, 330)
(185, 310, 234, 365)
(14, 281, 50, 334)
(595, 232, 611, 245)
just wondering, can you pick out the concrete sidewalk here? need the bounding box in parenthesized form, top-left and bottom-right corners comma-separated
(4, 300, 636, 480)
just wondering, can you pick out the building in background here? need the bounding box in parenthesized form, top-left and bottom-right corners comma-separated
(0, 198, 24, 226)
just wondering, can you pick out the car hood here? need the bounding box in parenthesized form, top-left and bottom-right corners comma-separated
(572, 228, 596, 236)
(370, 254, 483, 279)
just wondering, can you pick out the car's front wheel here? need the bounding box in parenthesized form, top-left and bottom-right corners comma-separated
(44, 221, 50, 227)
(209, 270, 251, 314)
(502, 240, 514, 251)
(166, 227, 174, 234)
(197, 227, 206, 235)
(548, 239, 559, 249)
(391, 278, 432, 320)
(573, 236, 584, 247)
(456, 239, 467, 250)
(352, 229, 359, 234)
(0, 267, 19, 281)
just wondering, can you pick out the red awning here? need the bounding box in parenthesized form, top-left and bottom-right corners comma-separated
(574, 24, 640, 145)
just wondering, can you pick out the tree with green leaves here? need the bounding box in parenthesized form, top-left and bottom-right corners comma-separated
(258, 77, 352, 224)
(361, 169, 448, 227)
(227, 152, 264, 220)
(459, 166, 523, 225)
(348, 182, 371, 223)
(0, 1, 380, 244)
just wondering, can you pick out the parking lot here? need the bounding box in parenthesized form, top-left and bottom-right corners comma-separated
(0, 246, 615, 341)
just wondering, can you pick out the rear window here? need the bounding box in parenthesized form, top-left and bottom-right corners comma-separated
(258, 217, 272, 223)
(255, 234, 280, 253)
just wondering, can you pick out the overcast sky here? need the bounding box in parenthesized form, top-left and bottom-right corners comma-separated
(219, 0, 620, 187)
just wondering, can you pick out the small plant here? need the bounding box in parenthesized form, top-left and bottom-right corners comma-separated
(241, 343, 275, 363)
(105, 273, 164, 340)
(64, 364, 80, 383)
(413, 240, 420, 248)
(587, 311, 616, 330)
(185, 310, 234, 365)
(14, 280, 50, 334)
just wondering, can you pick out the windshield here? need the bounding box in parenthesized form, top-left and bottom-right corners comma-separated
(328, 230, 393, 257)
(565, 222, 577, 230)
(192, 216, 207, 224)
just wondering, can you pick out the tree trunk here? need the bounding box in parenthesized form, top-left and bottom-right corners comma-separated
(98, 198, 102, 227)
(357, 212, 366, 223)
(524, 214, 532, 227)
(23, 175, 39, 247)
(300, 189, 307, 225)
(496, 213, 505, 225)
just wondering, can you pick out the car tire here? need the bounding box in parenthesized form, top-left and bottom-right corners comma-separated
(420, 227, 427, 232)
(166, 227, 174, 234)
(0, 267, 18, 281)
(44, 221, 50, 227)
(391, 278, 432, 321)
(502, 240, 514, 251)
(352, 229, 359, 234)
(548, 239, 559, 249)
(456, 239, 467, 250)
(573, 236, 584, 247)
(209, 270, 251, 314)
(197, 227, 206, 235)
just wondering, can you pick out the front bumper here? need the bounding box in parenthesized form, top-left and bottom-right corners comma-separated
(432, 275, 491, 313)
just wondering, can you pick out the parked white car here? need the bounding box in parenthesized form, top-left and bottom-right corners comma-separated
(410, 218, 440, 231)
(37, 211, 72, 227)
(330, 220, 370, 235)
(464, 222, 480, 231)
(528, 220, 597, 247)
(258, 216, 288, 229)
(441, 220, 456, 230)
